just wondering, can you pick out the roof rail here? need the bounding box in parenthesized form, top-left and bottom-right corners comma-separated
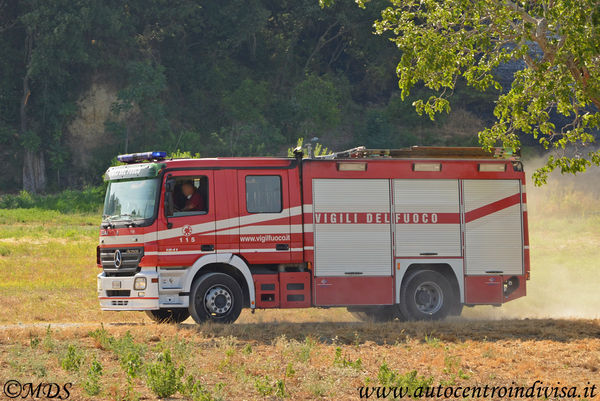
(317, 146, 519, 160)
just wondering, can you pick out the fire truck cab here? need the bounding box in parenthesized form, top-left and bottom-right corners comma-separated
(97, 146, 529, 323)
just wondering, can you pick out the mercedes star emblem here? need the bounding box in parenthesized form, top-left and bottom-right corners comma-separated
(114, 249, 122, 268)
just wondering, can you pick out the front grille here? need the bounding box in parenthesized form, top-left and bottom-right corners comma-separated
(100, 247, 143, 276)
(106, 290, 131, 297)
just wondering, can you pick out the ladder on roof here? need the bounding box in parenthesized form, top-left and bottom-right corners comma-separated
(317, 146, 519, 160)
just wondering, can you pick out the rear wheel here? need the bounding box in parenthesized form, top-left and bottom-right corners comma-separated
(145, 308, 190, 324)
(400, 270, 456, 321)
(189, 272, 243, 324)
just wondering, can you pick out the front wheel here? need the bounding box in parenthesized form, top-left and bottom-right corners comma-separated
(189, 272, 243, 324)
(400, 270, 457, 321)
(145, 308, 190, 324)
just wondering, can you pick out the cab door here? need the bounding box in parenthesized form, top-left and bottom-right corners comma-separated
(237, 170, 291, 264)
(157, 171, 216, 267)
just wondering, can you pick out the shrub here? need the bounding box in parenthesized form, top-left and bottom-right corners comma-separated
(89, 328, 145, 378)
(254, 376, 286, 398)
(145, 350, 184, 398)
(333, 347, 362, 370)
(376, 363, 434, 398)
(181, 376, 223, 401)
(83, 358, 103, 396)
(61, 344, 84, 372)
(254, 375, 274, 397)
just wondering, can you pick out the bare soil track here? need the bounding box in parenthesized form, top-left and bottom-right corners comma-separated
(3, 317, 599, 343)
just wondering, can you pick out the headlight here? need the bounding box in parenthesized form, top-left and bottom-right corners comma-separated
(134, 277, 147, 290)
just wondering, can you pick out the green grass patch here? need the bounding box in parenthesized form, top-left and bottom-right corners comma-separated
(0, 186, 105, 214)
(0, 208, 100, 225)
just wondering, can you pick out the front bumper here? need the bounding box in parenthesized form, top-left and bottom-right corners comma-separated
(97, 270, 160, 311)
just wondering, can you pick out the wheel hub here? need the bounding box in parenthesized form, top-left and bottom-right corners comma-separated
(204, 286, 232, 315)
(414, 281, 443, 315)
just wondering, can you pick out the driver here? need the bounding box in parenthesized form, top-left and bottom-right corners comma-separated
(181, 180, 205, 212)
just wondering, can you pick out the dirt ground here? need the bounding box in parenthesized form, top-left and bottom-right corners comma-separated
(0, 318, 599, 400)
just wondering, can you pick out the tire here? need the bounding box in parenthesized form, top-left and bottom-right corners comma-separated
(449, 303, 464, 317)
(348, 306, 405, 322)
(189, 272, 243, 324)
(145, 308, 190, 324)
(400, 270, 456, 321)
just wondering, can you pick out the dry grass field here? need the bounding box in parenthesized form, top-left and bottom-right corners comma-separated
(0, 169, 599, 400)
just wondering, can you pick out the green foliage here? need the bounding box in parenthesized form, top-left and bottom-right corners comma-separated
(1, 0, 488, 195)
(296, 337, 315, 362)
(42, 325, 55, 352)
(89, 328, 146, 379)
(424, 335, 441, 348)
(333, 346, 362, 370)
(285, 362, 295, 378)
(254, 375, 287, 398)
(170, 149, 201, 159)
(368, 0, 600, 184)
(441, 354, 470, 385)
(145, 350, 185, 399)
(180, 376, 221, 401)
(29, 334, 40, 349)
(254, 376, 274, 397)
(88, 325, 113, 350)
(293, 74, 344, 135)
(376, 363, 434, 398)
(112, 333, 145, 378)
(60, 344, 84, 373)
(287, 138, 331, 157)
(0, 187, 104, 213)
(242, 343, 253, 355)
(83, 357, 103, 396)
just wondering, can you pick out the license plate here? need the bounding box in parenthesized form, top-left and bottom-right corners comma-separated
(112, 281, 122, 289)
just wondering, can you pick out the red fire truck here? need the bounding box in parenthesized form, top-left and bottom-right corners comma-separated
(97, 146, 529, 323)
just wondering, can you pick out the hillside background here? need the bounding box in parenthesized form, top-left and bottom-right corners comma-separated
(1, 0, 523, 193)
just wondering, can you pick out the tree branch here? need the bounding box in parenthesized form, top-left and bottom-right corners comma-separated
(502, 0, 538, 25)
(565, 57, 600, 111)
(304, 22, 345, 70)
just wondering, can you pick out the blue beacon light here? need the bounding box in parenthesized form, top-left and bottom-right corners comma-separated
(117, 151, 167, 163)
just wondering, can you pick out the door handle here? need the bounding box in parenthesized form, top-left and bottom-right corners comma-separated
(201, 244, 214, 252)
(275, 244, 289, 251)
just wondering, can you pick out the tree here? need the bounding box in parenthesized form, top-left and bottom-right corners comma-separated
(15, 0, 110, 192)
(323, 0, 600, 184)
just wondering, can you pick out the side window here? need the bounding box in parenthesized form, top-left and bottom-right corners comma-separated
(246, 175, 282, 213)
(167, 175, 209, 217)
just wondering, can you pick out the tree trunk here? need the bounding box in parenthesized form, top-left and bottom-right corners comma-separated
(22, 149, 46, 193)
(20, 32, 46, 193)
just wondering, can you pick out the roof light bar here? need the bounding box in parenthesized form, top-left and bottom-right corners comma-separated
(117, 151, 167, 164)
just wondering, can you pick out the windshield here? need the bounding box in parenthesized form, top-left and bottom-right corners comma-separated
(103, 178, 160, 223)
